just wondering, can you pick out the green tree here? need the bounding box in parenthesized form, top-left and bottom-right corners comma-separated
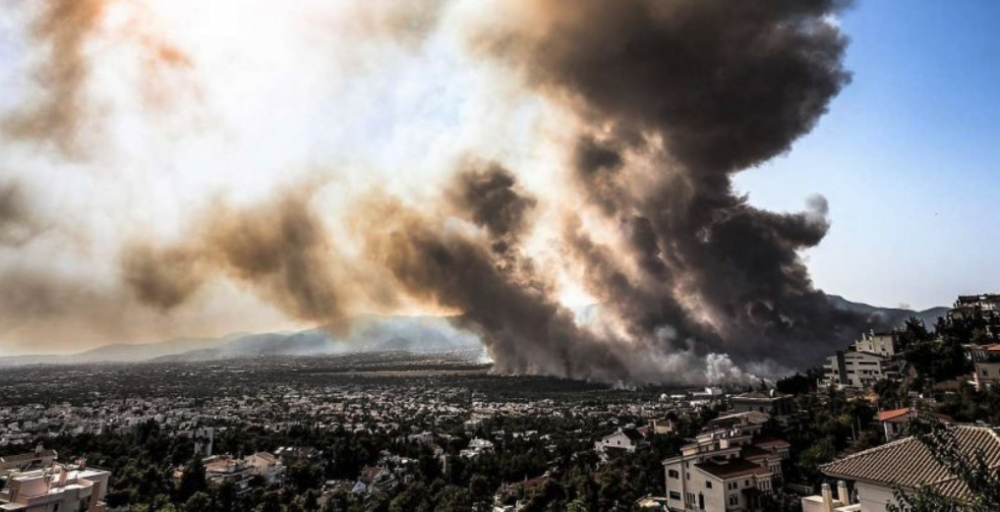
(178, 456, 208, 502)
(184, 491, 213, 512)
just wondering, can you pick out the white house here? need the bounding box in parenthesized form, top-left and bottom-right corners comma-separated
(663, 414, 789, 511)
(802, 425, 1000, 512)
(596, 428, 648, 454)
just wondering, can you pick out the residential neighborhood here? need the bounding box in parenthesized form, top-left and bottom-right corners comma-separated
(1, 292, 999, 511)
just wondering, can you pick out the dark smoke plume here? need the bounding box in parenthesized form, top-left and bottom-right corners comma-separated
(448, 160, 538, 257)
(361, 166, 630, 381)
(122, 187, 350, 330)
(476, 0, 873, 371)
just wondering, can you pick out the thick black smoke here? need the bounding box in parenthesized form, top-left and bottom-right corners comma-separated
(363, 163, 631, 381)
(479, 0, 875, 370)
(448, 160, 538, 258)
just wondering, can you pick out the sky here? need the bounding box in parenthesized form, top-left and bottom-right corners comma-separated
(0, 0, 998, 362)
(735, 0, 1000, 311)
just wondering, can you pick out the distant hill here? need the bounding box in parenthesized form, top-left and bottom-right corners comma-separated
(0, 315, 481, 366)
(825, 294, 949, 329)
(72, 335, 232, 362)
(0, 297, 950, 367)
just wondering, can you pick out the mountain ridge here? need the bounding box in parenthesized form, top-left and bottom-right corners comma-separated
(0, 297, 953, 367)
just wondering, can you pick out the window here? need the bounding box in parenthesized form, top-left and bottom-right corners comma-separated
(705, 480, 712, 489)
(729, 495, 739, 506)
(670, 491, 682, 500)
(669, 469, 679, 479)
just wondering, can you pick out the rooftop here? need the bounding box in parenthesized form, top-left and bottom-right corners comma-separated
(695, 458, 771, 479)
(821, 425, 1000, 499)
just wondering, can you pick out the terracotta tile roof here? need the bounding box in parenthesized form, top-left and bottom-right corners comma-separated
(877, 408, 912, 422)
(821, 425, 1000, 499)
(876, 408, 954, 424)
(695, 458, 770, 479)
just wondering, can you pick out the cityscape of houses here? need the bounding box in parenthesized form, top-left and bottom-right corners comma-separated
(0, 292, 998, 511)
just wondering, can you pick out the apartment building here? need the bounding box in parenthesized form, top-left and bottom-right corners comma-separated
(663, 413, 789, 511)
(853, 331, 900, 358)
(949, 294, 1000, 321)
(0, 446, 57, 480)
(949, 294, 1000, 341)
(728, 391, 794, 419)
(0, 463, 110, 512)
(968, 344, 1000, 390)
(822, 351, 896, 389)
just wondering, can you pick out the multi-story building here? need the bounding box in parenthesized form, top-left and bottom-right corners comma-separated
(949, 294, 1000, 321)
(246, 452, 285, 486)
(0, 446, 57, 480)
(949, 294, 1000, 341)
(973, 359, 1000, 391)
(662, 413, 789, 511)
(728, 391, 794, 419)
(0, 463, 110, 512)
(968, 343, 1000, 390)
(201, 455, 254, 493)
(822, 351, 896, 389)
(853, 331, 900, 358)
(178, 452, 285, 493)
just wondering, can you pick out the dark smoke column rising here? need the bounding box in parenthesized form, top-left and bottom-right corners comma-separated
(476, 0, 873, 372)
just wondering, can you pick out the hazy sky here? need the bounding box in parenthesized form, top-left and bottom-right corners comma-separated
(0, 0, 998, 359)
(735, 0, 1000, 310)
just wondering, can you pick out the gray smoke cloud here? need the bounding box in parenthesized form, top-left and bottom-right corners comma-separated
(470, 0, 875, 371)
